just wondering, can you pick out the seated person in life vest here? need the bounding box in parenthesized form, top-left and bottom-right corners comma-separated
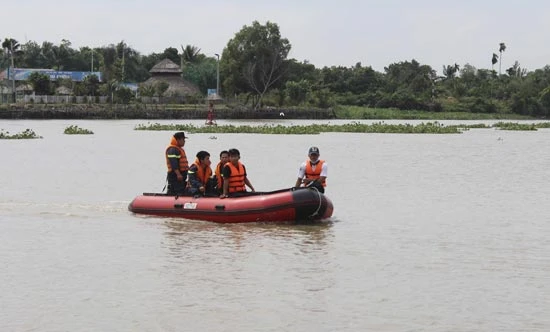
(213, 150, 229, 194)
(220, 148, 255, 198)
(295, 146, 327, 193)
(186, 151, 214, 196)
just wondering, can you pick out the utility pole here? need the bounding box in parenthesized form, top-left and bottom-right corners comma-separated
(215, 53, 220, 96)
(91, 48, 94, 72)
(10, 40, 16, 103)
(121, 42, 125, 82)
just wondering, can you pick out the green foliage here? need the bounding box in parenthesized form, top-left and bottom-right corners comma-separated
(0, 129, 43, 139)
(285, 80, 311, 105)
(114, 87, 135, 104)
(334, 105, 529, 120)
(3, 34, 550, 118)
(27, 72, 51, 95)
(182, 57, 216, 94)
(155, 81, 169, 97)
(138, 84, 155, 97)
(181, 45, 203, 64)
(83, 74, 100, 96)
(63, 125, 94, 134)
(493, 122, 537, 130)
(134, 121, 464, 134)
(222, 21, 291, 108)
(311, 88, 335, 109)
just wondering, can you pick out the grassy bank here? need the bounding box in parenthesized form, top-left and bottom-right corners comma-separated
(333, 105, 534, 120)
(0, 103, 541, 120)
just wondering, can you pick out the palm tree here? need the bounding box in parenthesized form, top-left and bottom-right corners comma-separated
(498, 42, 506, 75)
(2, 38, 21, 99)
(180, 44, 201, 64)
(2, 38, 22, 67)
(491, 53, 498, 71)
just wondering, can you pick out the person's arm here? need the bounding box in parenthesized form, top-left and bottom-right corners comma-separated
(295, 163, 306, 187)
(316, 162, 327, 184)
(220, 165, 230, 198)
(244, 177, 255, 192)
(167, 147, 183, 180)
(187, 165, 202, 193)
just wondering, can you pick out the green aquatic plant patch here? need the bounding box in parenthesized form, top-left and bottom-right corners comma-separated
(64, 125, 94, 135)
(0, 129, 43, 139)
(493, 122, 537, 131)
(135, 121, 464, 134)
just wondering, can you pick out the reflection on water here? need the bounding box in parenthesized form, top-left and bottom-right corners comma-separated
(161, 219, 334, 259)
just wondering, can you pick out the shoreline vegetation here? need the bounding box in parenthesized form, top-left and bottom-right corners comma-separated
(2, 121, 549, 140)
(0, 104, 539, 121)
(1, 103, 549, 139)
(3, 25, 550, 122)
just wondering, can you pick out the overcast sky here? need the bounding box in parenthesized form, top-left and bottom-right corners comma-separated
(2, 0, 549, 74)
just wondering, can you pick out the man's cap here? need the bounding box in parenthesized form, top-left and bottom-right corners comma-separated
(308, 146, 320, 155)
(174, 132, 189, 140)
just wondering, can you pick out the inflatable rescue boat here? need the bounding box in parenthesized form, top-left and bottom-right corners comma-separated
(128, 187, 333, 223)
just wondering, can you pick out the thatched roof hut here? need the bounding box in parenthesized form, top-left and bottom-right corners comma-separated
(141, 58, 200, 96)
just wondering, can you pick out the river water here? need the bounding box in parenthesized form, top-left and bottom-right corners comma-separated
(1, 119, 549, 331)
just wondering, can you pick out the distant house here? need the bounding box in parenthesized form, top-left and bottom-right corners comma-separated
(141, 58, 200, 97)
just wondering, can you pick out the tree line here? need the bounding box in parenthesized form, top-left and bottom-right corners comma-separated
(2, 21, 550, 117)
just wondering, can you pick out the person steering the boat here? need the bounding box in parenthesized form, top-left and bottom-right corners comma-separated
(295, 146, 327, 193)
(165, 132, 189, 195)
(220, 148, 255, 198)
(186, 150, 214, 196)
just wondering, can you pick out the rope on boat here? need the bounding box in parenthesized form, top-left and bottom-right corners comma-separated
(308, 187, 323, 218)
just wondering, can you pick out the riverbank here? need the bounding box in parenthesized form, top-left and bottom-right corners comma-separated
(0, 104, 541, 120)
(0, 105, 336, 120)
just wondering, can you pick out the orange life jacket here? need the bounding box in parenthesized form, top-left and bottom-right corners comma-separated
(305, 160, 326, 187)
(187, 158, 212, 186)
(215, 161, 224, 189)
(225, 161, 246, 193)
(165, 137, 189, 172)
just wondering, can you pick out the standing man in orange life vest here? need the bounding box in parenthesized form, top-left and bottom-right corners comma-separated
(165, 132, 189, 195)
(220, 148, 255, 198)
(295, 146, 327, 193)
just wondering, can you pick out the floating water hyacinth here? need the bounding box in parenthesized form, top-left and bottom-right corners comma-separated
(63, 125, 94, 135)
(134, 122, 466, 134)
(0, 129, 43, 139)
(135, 121, 550, 133)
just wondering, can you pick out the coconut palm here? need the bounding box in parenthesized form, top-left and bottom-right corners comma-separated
(491, 53, 498, 71)
(180, 45, 201, 64)
(498, 42, 506, 75)
(2, 38, 22, 66)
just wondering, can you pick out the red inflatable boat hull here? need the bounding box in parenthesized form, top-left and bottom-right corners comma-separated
(128, 188, 333, 223)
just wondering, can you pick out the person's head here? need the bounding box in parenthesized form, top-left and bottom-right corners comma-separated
(219, 150, 229, 164)
(228, 148, 240, 164)
(308, 146, 320, 162)
(196, 150, 211, 166)
(173, 132, 188, 147)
